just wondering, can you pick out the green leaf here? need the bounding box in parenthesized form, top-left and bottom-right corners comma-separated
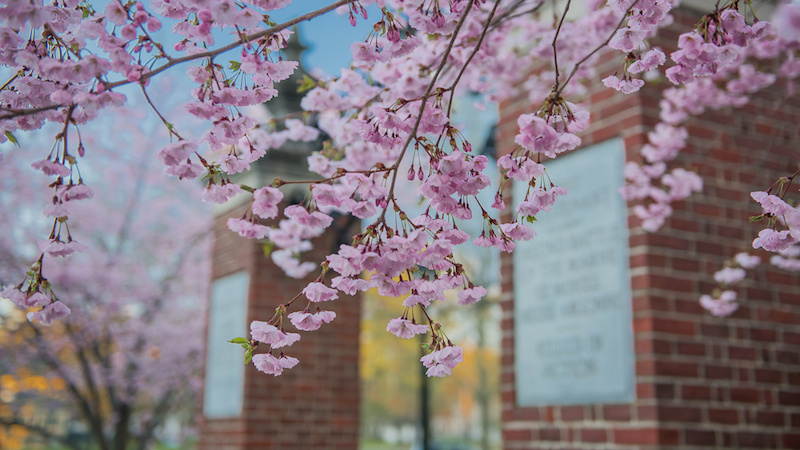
(525, 215, 537, 223)
(262, 241, 274, 257)
(420, 343, 431, 351)
(229, 60, 241, 71)
(296, 74, 316, 93)
(4, 131, 19, 147)
(244, 349, 253, 366)
(229, 337, 249, 345)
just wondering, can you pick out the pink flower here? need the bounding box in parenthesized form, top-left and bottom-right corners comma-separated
(351, 42, 386, 64)
(285, 119, 320, 142)
(38, 239, 87, 257)
(284, 205, 333, 228)
(772, 3, 800, 42)
(603, 75, 645, 94)
(699, 291, 738, 317)
(515, 115, 559, 158)
(104, 1, 128, 26)
(58, 183, 94, 202)
(1, 286, 49, 308)
(457, 286, 487, 305)
(26, 301, 71, 325)
(628, 49, 666, 73)
(252, 186, 283, 219)
(288, 310, 336, 331)
(226, 218, 269, 239)
(609, 27, 645, 52)
(752, 228, 795, 252)
(713, 267, 746, 285)
(31, 159, 70, 177)
(250, 321, 301, 348)
(156, 140, 196, 166)
(202, 182, 242, 204)
(43, 202, 69, 218)
(386, 318, 429, 339)
(421, 345, 464, 377)
(165, 162, 203, 179)
(271, 250, 316, 279)
(330, 276, 370, 295)
(734, 253, 761, 269)
(500, 222, 536, 241)
(751, 191, 792, 216)
(252, 353, 299, 376)
(302, 282, 338, 302)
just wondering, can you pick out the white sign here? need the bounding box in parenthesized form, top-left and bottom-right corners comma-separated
(203, 271, 249, 417)
(513, 139, 635, 406)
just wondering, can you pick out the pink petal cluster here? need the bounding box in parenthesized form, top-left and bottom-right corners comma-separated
(26, 301, 71, 325)
(386, 318, 429, 339)
(420, 345, 464, 377)
(699, 291, 739, 317)
(227, 218, 269, 239)
(250, 321, 300, 348)
(302, 282, 339, 303)
(38, 239, 88, 257)
(288, 310, 336, 331)
(1, 286, 50, 308)
(252, 353, 299, 376)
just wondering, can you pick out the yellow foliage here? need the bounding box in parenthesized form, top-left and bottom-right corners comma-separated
(22, 375, 49, 391)
(0, 374, 18, 393)
(50, 377, 66, 391)
(0, 423, 30, 450)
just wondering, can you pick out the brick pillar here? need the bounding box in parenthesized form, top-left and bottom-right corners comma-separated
(198, 202, 360, 450)
(499, 6, 800, 449)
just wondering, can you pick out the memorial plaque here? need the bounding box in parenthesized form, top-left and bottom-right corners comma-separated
(203, 271, 249, 417)
(513, 139, 634, 406)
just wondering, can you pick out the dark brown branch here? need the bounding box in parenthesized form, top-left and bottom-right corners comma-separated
(26, 322, 110, 450)
(554, 0, 638, 97)
(446, 0, 502, 117)
(382, 0, 478, 221)
(0, 0, 357, 122)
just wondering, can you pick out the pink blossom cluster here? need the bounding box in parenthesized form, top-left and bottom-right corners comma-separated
(699, 252, 761, 317)
(750, 186, 800, 270)
(621, 5, 798, 234)
(4, 0, 799, 374)
(0, 262, 71, 326)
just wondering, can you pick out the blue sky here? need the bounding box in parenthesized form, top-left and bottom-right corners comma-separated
(269, 1, 382, 76)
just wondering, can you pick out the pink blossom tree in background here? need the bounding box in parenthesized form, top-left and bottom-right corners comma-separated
(0, 110, 210, 449)
(0, 0, 799, 379)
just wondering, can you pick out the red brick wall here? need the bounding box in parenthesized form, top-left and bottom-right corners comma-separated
(499, 7, 800, 449)
(198, 204, 360, 450)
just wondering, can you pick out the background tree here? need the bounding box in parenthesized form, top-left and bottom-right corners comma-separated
(0, 106, 211, 450)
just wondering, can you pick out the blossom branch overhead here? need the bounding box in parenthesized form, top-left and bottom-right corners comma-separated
(1, 0, 799, 378)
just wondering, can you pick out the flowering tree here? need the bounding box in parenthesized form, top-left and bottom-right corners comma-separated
(1, 0, 798, 378)
(0, 117, 210, 449)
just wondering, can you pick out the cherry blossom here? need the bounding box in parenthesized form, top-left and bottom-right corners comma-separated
(2, 0, 798, 377)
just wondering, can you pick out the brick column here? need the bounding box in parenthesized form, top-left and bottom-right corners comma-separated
(499, 6, 800, 449)
(198, 201, 360, 450)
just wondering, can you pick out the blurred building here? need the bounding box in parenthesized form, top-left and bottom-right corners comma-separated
(197, 36, 361, 450)
(498, 5, 800, 449)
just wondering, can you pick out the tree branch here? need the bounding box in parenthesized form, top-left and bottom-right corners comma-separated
(0, 0, 357, 122)
(382, 0, 477, 221)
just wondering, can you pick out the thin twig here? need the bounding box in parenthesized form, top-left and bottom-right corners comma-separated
(552, 0, 572, 89)
(0, 0, 357, 122)
(446, 0, 502, 117)
(554, 0, 637, 97)
(381, 0, 477, 223)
